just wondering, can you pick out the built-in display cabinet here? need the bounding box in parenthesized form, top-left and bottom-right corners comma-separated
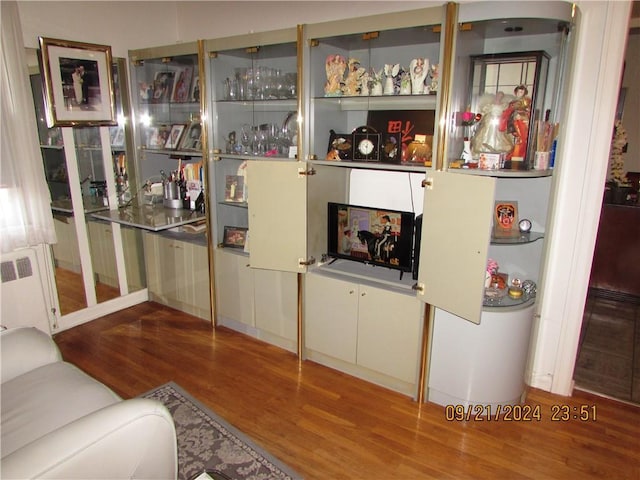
(203, 29, 302, 348)
(129, 44, 204, 200)
(127, 1, 575, 406)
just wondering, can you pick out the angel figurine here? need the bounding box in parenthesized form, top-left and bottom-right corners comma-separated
(324, 54, 347, 97)
(409, 58, 429, 95)
(383, 64, 400, 95)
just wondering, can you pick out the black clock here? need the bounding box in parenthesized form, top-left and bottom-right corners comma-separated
(352, 125, 380, 161)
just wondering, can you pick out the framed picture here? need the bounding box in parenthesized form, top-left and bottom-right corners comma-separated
(165, 124, 186, 149)
(493, 200, 519, 238)
(38, 37, 116, 127)
(180, 121, 202, 150)
(152, 70, 175, 103)
(190, 76, 200, 102)
(145, 125, 171, 149)
(110, 125, 125, 148)
(223, 226, 248, 249)
(172, 67, 193, 103)
(224, 175, 245, 202)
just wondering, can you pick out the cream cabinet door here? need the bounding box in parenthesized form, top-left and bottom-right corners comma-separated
(304, 273, 358, 363)
(52, 216, 81, 272)
(254, 268, 297, 340)
(88, 221, 118, 287)
(247, 161, 307, 273)
(214, 249, 254, 327)
(356, 286, 422, 383)
(418, 170, 495, 324)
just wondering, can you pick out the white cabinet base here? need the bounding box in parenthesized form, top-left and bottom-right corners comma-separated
(428, 303, 535, 412)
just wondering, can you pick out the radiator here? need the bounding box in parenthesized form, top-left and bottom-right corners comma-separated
(0, 247, 52, 333)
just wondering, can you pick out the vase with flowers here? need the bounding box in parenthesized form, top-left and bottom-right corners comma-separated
(459, 108, 482, 163)
(606, 120, 633, 204)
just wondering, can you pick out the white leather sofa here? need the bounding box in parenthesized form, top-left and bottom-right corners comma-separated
(1, 327, 177, 479)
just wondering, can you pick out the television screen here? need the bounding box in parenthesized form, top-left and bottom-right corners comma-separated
(327, 202, 415, 273)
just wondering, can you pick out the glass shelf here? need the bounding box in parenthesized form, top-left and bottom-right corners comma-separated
(448, 168, 553, 178)
(490, 231, 544, 245)
(310, 158, 427, 173)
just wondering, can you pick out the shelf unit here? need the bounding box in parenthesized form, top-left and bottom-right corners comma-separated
(203, 29, 302, 348)
(128, 43, 203, 188)
(121, 1, 576, 403)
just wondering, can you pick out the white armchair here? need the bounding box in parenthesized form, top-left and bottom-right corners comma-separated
(1, 327, 177, 479)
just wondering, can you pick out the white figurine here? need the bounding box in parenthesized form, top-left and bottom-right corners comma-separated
(409, 58, 429, 95)
(383, 64, 399, 95)
(370, 68, 383, 96)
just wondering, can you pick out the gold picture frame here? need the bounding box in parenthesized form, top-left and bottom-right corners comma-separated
(38, 37, 116, 127)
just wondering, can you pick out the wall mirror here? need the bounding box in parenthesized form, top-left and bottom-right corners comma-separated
(29, 52, 144, 316)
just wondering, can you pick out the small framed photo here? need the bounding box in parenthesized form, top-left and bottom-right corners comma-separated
(180, 121, 202, 150)
(151, 70, 175, 103)
(110, 125, 125, 148)
(38, 37, 116, 127)
(165, 124, 186, 149)
(493, 200, 519, 237)
(190, 76, 200, 103)
(145, 125, 171, 149)
(172, 67, 193, 103)
(223, 226, 248, 249)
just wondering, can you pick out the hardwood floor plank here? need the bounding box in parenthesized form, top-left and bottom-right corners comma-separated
(53, 302, 640, 480)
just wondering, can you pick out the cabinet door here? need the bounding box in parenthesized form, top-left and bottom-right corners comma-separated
(88, 221, 117, 287)
(304, 273, 358, 363)
(357, 286, 422, 383)
(254, 268, 297, 340)
(214, 250, 254, 327)
(247, 160, 307, 272)
(418, 170, 495, 324)
(52, 216, 81, 272)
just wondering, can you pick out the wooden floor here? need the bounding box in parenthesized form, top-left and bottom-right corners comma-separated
(54, 267, 120, 315)
(54, 302, 640, 480)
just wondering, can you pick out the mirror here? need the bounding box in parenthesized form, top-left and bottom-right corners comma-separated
(29, 52, 145, 316)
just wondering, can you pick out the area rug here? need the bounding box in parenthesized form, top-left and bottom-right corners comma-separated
(141, 382, 302, 480)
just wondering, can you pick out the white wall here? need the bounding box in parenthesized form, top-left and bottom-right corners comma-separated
(18, 1, 437, 57)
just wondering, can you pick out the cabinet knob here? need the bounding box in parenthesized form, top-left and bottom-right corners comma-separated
(349, 290, 354, 295)
(361, 292, 366, 297)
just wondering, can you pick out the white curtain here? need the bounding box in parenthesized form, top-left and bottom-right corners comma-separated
(0, 1, 56, 253)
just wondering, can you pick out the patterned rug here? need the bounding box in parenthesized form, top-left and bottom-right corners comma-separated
(141, 382, 302, 480)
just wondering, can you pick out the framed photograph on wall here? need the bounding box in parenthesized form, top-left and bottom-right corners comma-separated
(223, 226, 248, 249)
(38, 37, 116, 127)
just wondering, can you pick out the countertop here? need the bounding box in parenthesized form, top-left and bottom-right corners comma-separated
(51, 196, 110, 214)
(91, 204, 206, 232)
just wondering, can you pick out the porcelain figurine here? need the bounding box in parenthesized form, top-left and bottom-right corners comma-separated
(359, 71, 370, 96)
(343, 58, 365, 96)
(370, 68, 383, 96)
(399, 69, 411, 95)
(383, 64, 399, 95)
(409, 58, 428, 95)
(324, 54, 346, 97)
(428, 63, 440, 93)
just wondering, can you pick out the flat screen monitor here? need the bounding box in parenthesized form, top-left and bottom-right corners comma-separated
(327, 202, 415, 273)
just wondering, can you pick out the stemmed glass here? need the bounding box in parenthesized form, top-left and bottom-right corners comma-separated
(240, 124, 252, 154)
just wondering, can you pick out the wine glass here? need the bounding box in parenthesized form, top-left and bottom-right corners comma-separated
(240, 124, 251, 154)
